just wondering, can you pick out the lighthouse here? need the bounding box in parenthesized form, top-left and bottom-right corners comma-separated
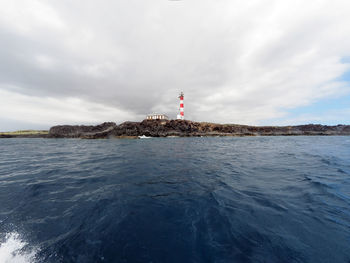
(177, 92, 184, 120)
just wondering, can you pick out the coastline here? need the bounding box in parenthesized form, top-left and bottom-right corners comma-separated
(2, 120, 349, 139)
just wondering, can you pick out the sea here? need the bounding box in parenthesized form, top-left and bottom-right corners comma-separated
(0, 137, 349, 263)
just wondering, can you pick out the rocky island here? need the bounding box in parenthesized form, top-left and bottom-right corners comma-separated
(2, 120, 349, 139)
(46, 120, 350, 138)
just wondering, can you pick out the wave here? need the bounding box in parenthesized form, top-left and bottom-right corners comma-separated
(0, 232, 38, 263)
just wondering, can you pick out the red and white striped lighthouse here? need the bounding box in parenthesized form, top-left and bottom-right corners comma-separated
(177, 92, 184, 120)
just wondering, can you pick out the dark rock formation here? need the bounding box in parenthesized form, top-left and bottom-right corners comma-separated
(0, 134, 49, 138)
(0, 134, 13, 138)
(47, 120, 350, 138)
(49, 122, 117, 138)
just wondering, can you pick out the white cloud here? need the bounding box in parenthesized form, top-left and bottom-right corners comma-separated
(0, 88, 140, 129)
(0, 0, 350, 128)
(0, 0, 64, 34)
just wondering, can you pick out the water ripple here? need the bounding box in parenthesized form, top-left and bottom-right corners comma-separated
(0, 137, 350, 262)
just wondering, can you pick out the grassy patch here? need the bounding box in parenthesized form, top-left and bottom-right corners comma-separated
(0, 130, 49, 135)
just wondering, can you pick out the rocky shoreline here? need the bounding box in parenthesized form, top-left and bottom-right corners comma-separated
(2, 120, 349, 139)
(45, 120, 350, 138)
(0, 134, 49, 138)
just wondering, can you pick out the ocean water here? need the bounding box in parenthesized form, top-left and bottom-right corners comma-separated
(0, 137, 349, 263)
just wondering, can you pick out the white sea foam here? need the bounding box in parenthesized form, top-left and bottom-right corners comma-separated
(0, 232, 37, 263)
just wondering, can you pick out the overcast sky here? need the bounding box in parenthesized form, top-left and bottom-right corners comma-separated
(0, 0, 350, 130)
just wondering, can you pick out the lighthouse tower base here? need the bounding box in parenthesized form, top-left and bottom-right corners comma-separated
(177, 114, 184, 120)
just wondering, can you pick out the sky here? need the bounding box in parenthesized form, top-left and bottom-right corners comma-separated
(0, 0, 350, 131)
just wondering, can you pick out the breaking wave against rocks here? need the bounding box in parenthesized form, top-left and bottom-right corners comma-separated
(0, 136, 350, 262)
(0, 232, 38, 263)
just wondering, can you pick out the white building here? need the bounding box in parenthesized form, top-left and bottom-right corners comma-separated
(146, 114, 169, 120)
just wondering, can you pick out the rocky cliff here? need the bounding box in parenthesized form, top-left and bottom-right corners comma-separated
(48, 120, 350, 138)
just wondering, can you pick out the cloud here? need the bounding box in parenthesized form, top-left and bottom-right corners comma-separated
(0, 0, 350, 129)
(0, 89, 139, 130)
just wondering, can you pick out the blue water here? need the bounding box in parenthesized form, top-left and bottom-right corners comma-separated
(0, 137, 350, 263)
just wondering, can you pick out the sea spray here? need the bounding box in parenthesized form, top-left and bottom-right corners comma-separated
(0, 232, 37, 263)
